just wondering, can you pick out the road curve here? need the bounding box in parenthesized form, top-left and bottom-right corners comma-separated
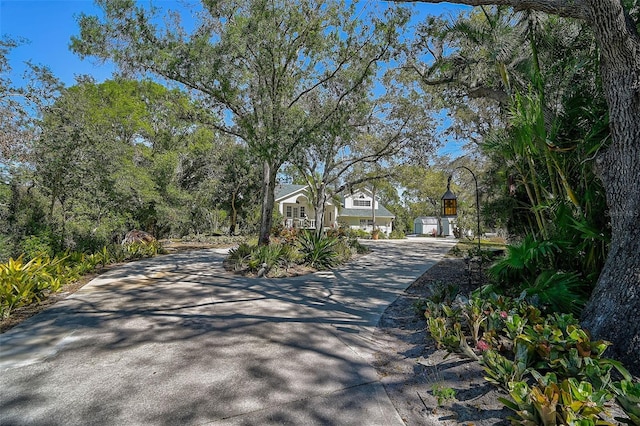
(0, 238, 456, 425)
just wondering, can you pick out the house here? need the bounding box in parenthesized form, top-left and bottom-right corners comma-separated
(414, 216, 456, 236)
(275, 184, 395, 234)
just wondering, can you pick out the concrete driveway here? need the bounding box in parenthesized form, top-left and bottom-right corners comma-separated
(0, 238, 456, 425)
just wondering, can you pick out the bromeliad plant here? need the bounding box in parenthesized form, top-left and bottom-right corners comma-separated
(0, 255, 64, 319)
(500, 372, 615, 425)
(421, 288, 639, 424)
(612, 380, 640, 425)
(1, 241, 165, 320)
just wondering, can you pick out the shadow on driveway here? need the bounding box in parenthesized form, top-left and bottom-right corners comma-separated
(0, 238, 456, 425)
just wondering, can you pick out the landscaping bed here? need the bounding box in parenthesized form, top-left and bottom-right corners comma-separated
(373, 257, 512, 425)
(372, 254, 637, 425)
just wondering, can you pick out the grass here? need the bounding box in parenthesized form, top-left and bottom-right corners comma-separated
(448, 237, 507, 259)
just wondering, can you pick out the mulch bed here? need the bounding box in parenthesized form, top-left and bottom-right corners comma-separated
(372, 257, 513, 426)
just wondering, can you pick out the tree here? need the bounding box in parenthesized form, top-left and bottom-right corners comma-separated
(71, 0, 407, 245)
(36, 79, 160, 245)
(211, 140, 262, 235)
(291, 84, 435, 237)
(399, 165, 453, 234)
(1, 38, 62, 168)
(395, 0, 640, 374)
(35, 78, 220, 247)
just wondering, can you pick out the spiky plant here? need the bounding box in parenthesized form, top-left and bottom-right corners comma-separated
(297, 231, 339, 270)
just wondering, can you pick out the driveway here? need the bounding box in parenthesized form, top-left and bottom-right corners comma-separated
(0, 238, 456, 425)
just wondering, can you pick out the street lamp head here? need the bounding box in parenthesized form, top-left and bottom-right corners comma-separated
(441, 175, 458, 217)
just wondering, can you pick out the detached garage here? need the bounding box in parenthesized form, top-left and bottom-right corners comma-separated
(414, 217, 438, 235)
(414, 216, 455, 236)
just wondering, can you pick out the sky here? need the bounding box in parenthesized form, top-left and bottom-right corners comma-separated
(1, 0, 469, 155)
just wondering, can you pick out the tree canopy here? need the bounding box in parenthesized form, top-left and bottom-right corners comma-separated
(394, 0, 640, 375)
(71, 0, 411, 244)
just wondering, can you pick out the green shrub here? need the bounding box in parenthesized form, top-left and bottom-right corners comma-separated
(326, 226, 348, 238)
(123, 241, 164, 259)
(612, 380, 640, 424)
(332, 239, 355, 264)
(524, 270, 587, 315)
(297, 231, 339, 270)
(389, 229, 406, 239)
(226, 243, 253, 271)
(488, 236, 593, 316)
(226, 242, 302, 276)
(431, 384, 456, 406)
(347, 237, 369, 254)
(345, 228, 369, 239)
(248, 244, 287, 272)
(20, 232, 58, 260)
(0, 255, 65, 318)
(0, 234, 14, 263)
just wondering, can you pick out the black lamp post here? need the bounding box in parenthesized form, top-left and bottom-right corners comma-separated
(441, 166, 481, 252)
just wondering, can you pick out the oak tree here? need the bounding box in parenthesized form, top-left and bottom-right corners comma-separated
(71, 0, 406, 245)
(396, 0, 640, 374)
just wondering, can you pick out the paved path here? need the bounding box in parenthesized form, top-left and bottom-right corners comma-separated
(0, 238, 456, 425)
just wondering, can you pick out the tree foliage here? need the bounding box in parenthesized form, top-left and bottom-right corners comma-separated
(395, 0, 640, 374)
(71, 0, 410, 245)
(1, 77, 258, 257)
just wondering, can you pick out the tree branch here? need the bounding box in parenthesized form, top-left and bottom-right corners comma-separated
(335, 173, 395, 195)
(466, 85, 510, 105)
(391, 0, 589, 21)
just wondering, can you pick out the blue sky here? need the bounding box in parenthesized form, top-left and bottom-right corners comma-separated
(1, 0, 468, 84)
(1, 0, 468, 156)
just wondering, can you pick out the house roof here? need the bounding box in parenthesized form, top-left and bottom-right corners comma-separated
(275, 184, 308, 200)
(275, 183, 395, 218)
(339, 206, 395, 218)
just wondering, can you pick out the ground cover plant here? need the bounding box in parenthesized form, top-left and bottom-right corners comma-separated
(419, 286, 640, 425)
(224, 229, 368, 277)
(0, 241, 163, 320)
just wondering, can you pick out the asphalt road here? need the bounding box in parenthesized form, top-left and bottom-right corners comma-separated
(0, 238, 456, 425)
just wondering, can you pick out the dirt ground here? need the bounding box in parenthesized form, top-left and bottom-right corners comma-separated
(371, 257, 512, 425)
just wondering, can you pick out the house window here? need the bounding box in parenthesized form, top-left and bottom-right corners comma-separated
(300, 206, 306, 218)
(359, 219, 374, 227)
(286, 206, 292, 218)
(353, 199, 371, 207)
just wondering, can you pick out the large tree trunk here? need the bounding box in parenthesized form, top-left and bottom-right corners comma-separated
(314, 183, 327, 239)
(394, 0, 640, 374)
(579, 0, 640, 375)
(258, 160, 277, 246)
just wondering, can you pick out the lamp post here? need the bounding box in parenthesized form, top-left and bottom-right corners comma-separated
(441, 166, 481, 252)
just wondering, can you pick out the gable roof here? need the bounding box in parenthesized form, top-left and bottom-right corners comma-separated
(339, 205, 395, 218)
(275, 184, 395, 218)
(275, 184, 308, 200)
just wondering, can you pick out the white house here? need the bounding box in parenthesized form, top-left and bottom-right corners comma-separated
(274, 184, 395, 234)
